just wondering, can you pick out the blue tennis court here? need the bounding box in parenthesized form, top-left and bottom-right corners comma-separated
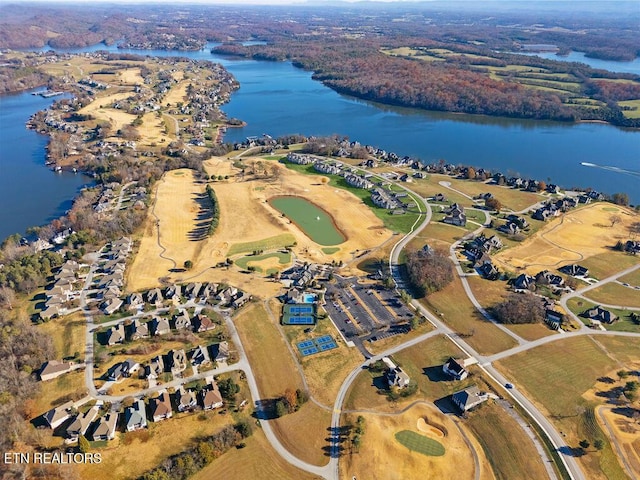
(300, 347, 319, 356)
(316, 335, 334, 345)
(289, 305, 314, 314)
(297, 336, 338, 356)
(287, 316, 315, 325)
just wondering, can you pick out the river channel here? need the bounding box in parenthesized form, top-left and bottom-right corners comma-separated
(1, 42, 638, 240)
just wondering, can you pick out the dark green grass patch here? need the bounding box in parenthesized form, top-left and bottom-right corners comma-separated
(394, 430, 445, 456)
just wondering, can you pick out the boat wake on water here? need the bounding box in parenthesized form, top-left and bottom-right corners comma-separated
(580, 162, 640, 178)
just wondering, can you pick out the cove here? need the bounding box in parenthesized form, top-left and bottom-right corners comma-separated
(0, 89, 91, 241)
(269, 196, 346, 246)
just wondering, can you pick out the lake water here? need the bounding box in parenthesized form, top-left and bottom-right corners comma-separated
(0, 90, 91, 241)
(519, 51, 640, 75)
(2, 42, 638, 241)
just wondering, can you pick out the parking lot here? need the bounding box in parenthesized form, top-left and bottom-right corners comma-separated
(323, 276, 414, 348)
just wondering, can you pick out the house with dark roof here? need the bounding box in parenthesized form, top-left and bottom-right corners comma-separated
(443, 357, 468, 381)
(164, 284, 182, 301)
(91, 412, 118, 441)
(452, 386, 489, 412)
(545, 310, 565, 330)
(443, 203, 467, 227)
(559, 264, 589, 277)
(184, 282, 202, 300)
(479, 262, 500, 281)
(167, 349, 187, 374)
(150, 392, 173, 422)
(513, 274, 535, 291)
(583, 306, 618, 324)
(146, 287, 163, 306)
(231, 291, 251, 309)
(536, 270, 564, 287)
(125, 399, 147, 432)
(145, 355, 165, 380)
(189, 345, 211, 367)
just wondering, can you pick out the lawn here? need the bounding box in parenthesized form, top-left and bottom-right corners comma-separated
(227, 233, 296, 256)
(191, 429, 321, 480)
(345, 335, 471, 411)
(395, 430, 445, 456)
(495, 335, 633, 480)
(465, 402, 551, 480)
(34, 370, 87, 414)
(583, 282, 640, 308)
(419, 275, 518, 355)
(619, 269, 640, 286)
(580, 252, 640, 280)
(618, 100, 640, 119)
(566, 297, 639, 332)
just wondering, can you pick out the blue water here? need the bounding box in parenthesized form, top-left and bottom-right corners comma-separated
(518, 51, 640, 75)
(2, 41, 639, 242)
(0, 90, 91, 241)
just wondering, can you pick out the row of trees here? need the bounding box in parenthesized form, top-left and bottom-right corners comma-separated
(205, 184, 220, 237)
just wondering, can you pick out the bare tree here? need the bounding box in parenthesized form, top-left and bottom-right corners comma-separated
(609, 214, 622, 227)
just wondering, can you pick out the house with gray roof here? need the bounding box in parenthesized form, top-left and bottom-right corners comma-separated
(452, 385, 489, 412)
(39, 360, 75, 381)
(66, 406, 99, 441)
(43, 401, 74, 429)
(190, 345, 211, 367)
(173, 309, 192, 330)
(106, 323, 125, 345)
(91, 412, 118, 441)
(443, 357, 468, 381)
(167, 349, 187, 374)
(101, 297, 123, 315)
(125, 399, 147, 432)
(151, 317, 170, 336)
(145, 355, 165, 380)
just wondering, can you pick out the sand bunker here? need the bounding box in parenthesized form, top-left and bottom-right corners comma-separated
(417, 417, 446, 438)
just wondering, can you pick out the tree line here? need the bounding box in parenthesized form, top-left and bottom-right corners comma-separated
(205, 184, 220, 237)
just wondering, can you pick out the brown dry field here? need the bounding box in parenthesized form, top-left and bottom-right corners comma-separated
(129, 159, 393, 296)
(79, 92, 136, 132)
(191, 429, 322, 480)
(118, 68, 144, 85)
(127, 169, 204, 291)
(271, 402, 332, 466)
(583, 281, 640, 308)
(493, 203, 640, 275)
(341, 403, 477, 480)
(597, 406, 640, 479)
(164, 81, 188, 105)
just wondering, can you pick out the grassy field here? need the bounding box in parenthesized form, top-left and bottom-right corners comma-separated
(271, 402, 332, 466)
(619, 269, 640, 286)
(579, 252, 640, 280)
(419, 275, 518, 355)
(227, 233, 296, 256)
(493, 203, 640, 275)
(191, 429, 321, 480)
(234, 303, 304, 399)
(33, 370, 87, 414)
(395, 430, 445, 456)
(495, 335, 637, 480)
(583, 282, 640, 308)
(341, 403, 476, 480)
(233, 303, 333, 466)
(465, 402, 551, 480)
(345, 335, 471, 412)
(40, 311, 85, 359)
(619, 100, 640, 119)
(566, 297, 639, 332)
